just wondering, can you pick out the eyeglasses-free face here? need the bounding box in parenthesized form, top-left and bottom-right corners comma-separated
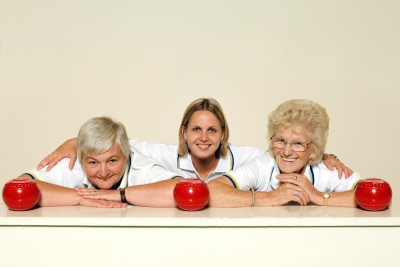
(81, 143, 128, 189)
(182, 110, 224, 162)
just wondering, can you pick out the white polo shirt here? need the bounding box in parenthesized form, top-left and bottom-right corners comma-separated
(130, 139, 268, 182)
(220, 154, 362, 192)
(26, 149, 180, 189)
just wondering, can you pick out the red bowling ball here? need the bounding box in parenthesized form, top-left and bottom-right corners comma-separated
(355, 178, 392, 211)
(2, 179, 40, 211)
(173, 178, 209, 211)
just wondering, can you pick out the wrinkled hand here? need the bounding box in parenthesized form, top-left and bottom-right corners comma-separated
(323, 155, 353, 179)
(75, 188, 121, 202)
(277, 173, 322, 205)
(37, 138, 78, 171)
(78, 197, 127, 208)
(270, 182, 310, 206)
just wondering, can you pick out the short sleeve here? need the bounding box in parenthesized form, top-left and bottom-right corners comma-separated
(26, 159, 85, 188)
(223, 154, 274, 191)
(128, 150, 180, 185)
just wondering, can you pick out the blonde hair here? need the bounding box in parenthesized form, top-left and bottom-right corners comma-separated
(267, 99, 329, 165)
(178, 98, 229, 157)
(77, 116, 131, 161)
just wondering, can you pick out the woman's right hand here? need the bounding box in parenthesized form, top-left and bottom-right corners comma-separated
(277, 173, 323, 206)
(37, 138, 78, 171)
(270, 182, 310, 206)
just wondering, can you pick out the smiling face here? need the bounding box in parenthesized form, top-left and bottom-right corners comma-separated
(272, 125, 315, 174)
(81, 143, 128, 189)
(182, 110, 224, 162)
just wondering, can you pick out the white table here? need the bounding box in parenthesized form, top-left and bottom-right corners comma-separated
(1, 203, 399, 267)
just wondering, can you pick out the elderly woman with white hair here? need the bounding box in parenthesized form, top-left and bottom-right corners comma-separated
(208, 99, 362, 207)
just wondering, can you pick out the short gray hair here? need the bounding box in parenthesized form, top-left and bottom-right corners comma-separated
(77, 116, 131, 160)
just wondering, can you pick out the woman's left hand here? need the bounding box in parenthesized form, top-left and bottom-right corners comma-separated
(276, 173, 323, 205)
(323, 155, 353, 179)
(75, 188, 121, 202)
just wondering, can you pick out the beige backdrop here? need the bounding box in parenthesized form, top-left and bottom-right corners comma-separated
(1, 0, 399, 201)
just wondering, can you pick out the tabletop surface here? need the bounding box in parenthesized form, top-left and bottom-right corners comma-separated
(1, 202, 399, 227)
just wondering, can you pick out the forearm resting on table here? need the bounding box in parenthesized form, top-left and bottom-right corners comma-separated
(320, 190, 357, 208)
(208, 178, 274, 207)
(125, 178, 183, 208)
(18, 174, 81, 207)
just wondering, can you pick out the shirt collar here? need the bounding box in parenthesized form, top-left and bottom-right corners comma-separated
(177, 146, 234, 173)
(270, 164, 314, 189)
